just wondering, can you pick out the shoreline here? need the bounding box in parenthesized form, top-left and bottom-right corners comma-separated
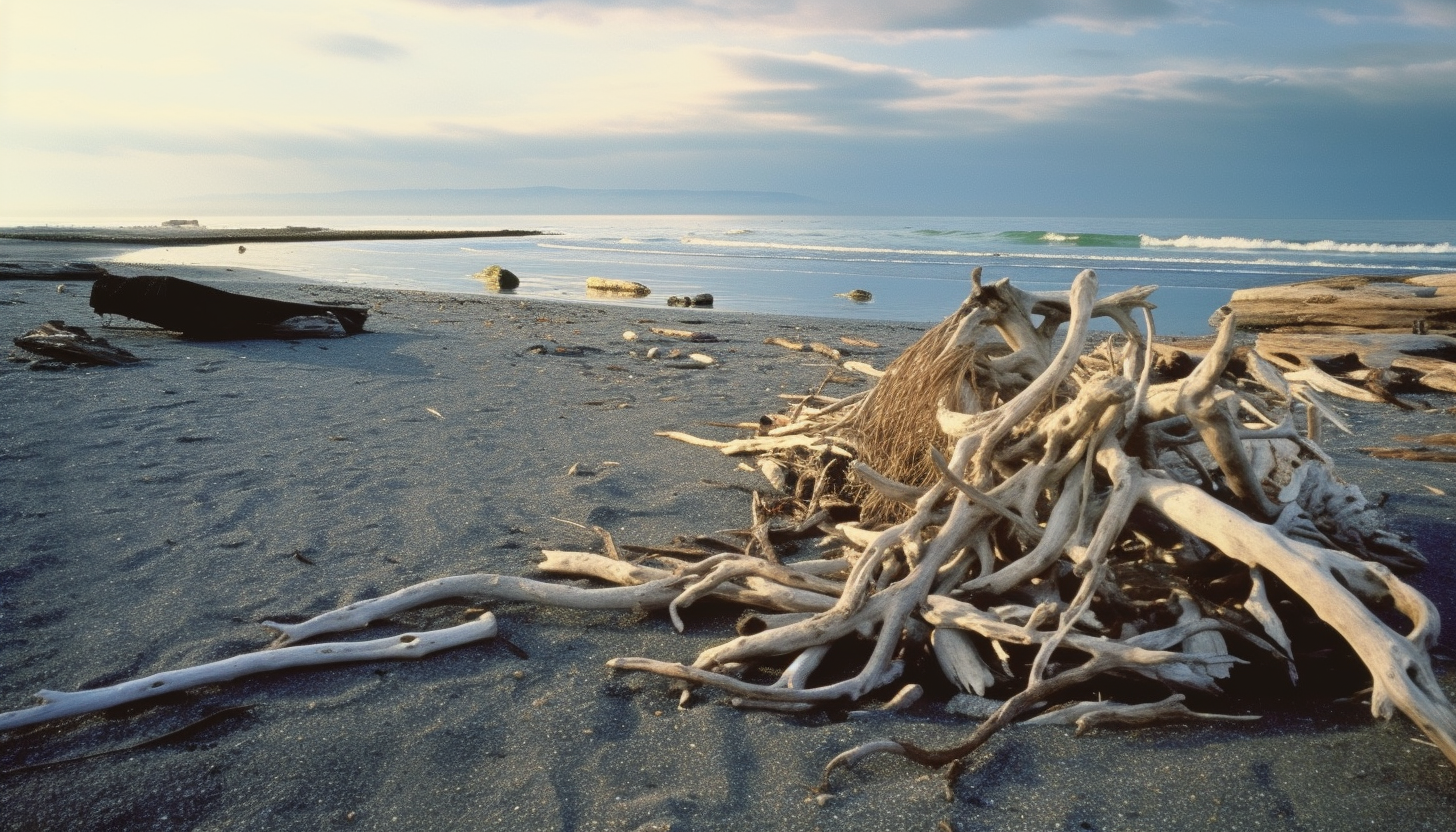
(0, 226, 546, 247)
(2, 251, 1455, 830)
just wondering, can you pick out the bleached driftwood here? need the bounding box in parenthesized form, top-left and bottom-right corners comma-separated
(1218, 272, 1456, 333)
(1023, 694, 1261, 735)
(1252, 331, 1456, 400)
(0, 614, 498, 732)
(585, 276, 650, 296)
(6, 266, 1451, 805)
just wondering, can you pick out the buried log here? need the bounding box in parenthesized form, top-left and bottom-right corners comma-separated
(4, 268, 1453, 804)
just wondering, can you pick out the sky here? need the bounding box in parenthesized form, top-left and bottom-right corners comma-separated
(1, 0, 1454, 218)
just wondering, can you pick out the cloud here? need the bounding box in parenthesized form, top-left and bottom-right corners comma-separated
(716, 48, 1456, 134)
(420, 0, 1186, 34)
(1315, 0, 1456, 27)
(1393, 0, 1456, 26)
(312, 32, 408, 61)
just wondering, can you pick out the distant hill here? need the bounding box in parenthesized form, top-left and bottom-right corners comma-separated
(177, 187, 834, 216)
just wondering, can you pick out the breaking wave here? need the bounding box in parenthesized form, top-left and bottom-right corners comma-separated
(999, 231, 1142, 248)
(1140, 234, 1455, 255)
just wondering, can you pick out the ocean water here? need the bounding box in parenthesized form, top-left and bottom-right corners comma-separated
(90, 214, 1456, 335)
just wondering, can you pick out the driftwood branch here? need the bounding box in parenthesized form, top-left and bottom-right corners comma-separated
(0, 615, 498, 732)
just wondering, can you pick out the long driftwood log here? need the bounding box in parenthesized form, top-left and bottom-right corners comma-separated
(3, 268, 1452, 801)
(1217, 272, 1456, 333)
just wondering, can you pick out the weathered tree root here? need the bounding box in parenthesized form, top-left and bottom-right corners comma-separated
(5, 267, 1451, 806)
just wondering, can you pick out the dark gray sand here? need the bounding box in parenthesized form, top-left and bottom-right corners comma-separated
(2, 242, 1454, 831)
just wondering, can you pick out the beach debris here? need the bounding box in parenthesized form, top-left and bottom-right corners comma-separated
(667, 293, 714, 308)
(765, 336, 808, 352)
(238, 245, 246, 254)
(688, 353, 715, 365)
(622, 330, 639, 341)
(525, 344, 603, 356)
(0, 615, 498, 732)
(650, 327, 719, 342)
(808, 342, 843, 361)
(473, 265, 519, 291)
(842, 360, 884, 378)
(12, 320, 140, 366)
(1217, 272, 1456, 333)
(841, 335, 880, 348)
(426, 407, 444, 419)
(1360, 447, 1456, 463)
(90, 275, 368, 338)
(836, 289, 873, 302)
(586, 277, 651, 296)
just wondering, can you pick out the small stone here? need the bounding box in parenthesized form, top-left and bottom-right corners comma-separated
(622, 330, 639, 341)
(473, 265, 520, 291)
(946, 692, 1004, 719)
(836, 288, 873, 302)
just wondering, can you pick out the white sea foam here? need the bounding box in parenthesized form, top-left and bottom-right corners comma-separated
(1041, 232, 1076, 242)
(1141, 234, 1455, 255)
(536, 241, 1425, 274)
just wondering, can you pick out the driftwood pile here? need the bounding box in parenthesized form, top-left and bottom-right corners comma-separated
(3, 269, 1453, 795)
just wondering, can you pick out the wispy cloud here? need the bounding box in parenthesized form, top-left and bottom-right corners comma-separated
(717, 49, 1456, 133)
(312, 33, 408, 61)
(1316, 0, 1456, 27)
(421, 0, 1187, 35)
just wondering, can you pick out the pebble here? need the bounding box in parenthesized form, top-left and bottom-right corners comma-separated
(946, 692, 1005, 719)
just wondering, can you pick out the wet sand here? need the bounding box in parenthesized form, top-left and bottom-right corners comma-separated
(1, 241, 1454, 831)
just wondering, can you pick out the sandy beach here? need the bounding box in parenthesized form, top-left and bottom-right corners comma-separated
(2, 239, 1455, 831)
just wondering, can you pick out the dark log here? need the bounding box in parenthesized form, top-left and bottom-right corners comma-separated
(13, 321, 140, 365)
(89, 275, 368, 338)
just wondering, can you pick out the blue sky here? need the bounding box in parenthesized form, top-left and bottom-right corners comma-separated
(1, 0, 1453, 217)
